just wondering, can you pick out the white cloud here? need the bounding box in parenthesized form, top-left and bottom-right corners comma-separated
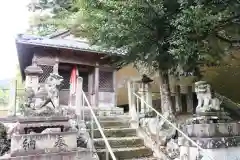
(0, 0, 30, 79)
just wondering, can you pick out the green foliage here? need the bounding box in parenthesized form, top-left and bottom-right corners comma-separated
(28, 0, 79, 36)
(29, 0, 240, 77)
(0, 123, 10, 156)
(0, 89, 9, 105)
(16, 65, 25, 98)
(0, 65, 25, 107)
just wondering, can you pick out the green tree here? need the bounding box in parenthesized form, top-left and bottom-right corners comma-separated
(15, 65, 25, 111)
(0, 89, 8, 105)
(29, 0, 240, 113)
(27, 0, 78, 36)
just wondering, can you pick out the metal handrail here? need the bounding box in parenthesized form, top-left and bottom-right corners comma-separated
(132, 92, 214, 160)
(81, 88, 117, 160)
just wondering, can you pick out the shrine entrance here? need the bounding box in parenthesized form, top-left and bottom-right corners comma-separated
(58, 63, 94, 105)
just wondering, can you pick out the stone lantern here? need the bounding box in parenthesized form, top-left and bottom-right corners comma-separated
(136, 74, 153, 114)
(24, 61, 43, 93)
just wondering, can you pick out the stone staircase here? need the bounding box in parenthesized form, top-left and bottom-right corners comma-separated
(86, 115, 158, 160)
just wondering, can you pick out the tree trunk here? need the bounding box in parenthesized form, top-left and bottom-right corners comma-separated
(194, 67, 203, 81)
(159, 70, 174, 113)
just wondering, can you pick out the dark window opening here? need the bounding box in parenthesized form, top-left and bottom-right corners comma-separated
(39, 65, 53, 83)
(99, 71, 113, 92)
(58, 63, 90, 91)
(59, 70, 71, 90)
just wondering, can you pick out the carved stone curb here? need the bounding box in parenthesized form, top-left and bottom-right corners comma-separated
(0, 116, 69, 123)
(179, 136, 240, 149)
(185, 116, 231, 125)
(184, 123, 240, 138)
(12, 131, 77, 138)
(193, 112, 230, 117)
(3, 148, 95, 159)
(19, 122, 70, 130)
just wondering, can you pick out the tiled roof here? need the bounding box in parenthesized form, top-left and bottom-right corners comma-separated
(16, 34, 127, 55)
(16, 34, 105, 53)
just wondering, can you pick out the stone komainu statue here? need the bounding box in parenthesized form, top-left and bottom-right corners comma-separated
(195, 81, 221, 112)
(24, 73, 63, 116)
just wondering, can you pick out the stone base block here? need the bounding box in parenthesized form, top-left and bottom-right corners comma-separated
(0, 149, 98, 160)
(97, 107, 124, 116)
(179, 136, 240, 149)
(180, 146, 240, 160)
(11, 131, 77, 155)
(185, 122, 240, 137)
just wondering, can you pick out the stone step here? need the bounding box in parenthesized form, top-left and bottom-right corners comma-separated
(86, 121, 129, 129)
(92, 128, 137, 138)
(96, 115, 131, 121)
(78, 108, 124, 121)
(125, 157, 159, 160)
(97, 109, 124, 117)
(94, 137, 144, 149)
(97, 146, 153, 160)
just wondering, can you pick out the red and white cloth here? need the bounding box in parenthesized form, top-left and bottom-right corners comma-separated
(69, 65, 78, 95)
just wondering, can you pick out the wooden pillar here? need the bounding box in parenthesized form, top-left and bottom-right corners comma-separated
(186, 86, 194, 113)
(53, 58, 59, 74)
(146, 83, 152, 112)
(8, 80, 17, 116)
(113, 70, 117, 107)
(94, 64, 99, 108)
(127, 81, 132, 114)
(128, 81, 137, 116)
(53, 59, 59, 107)
(128, 81, 138, 128)
(175, 85, 182, 113)
(88, 70, 94, 105)
(140, 83, 145, 114)
(76, 77, 83, 117)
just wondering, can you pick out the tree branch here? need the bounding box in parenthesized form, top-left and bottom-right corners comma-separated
(214, 14, 240, 30)
(215, 32, 240, 44)
(143, 0, 162, 18)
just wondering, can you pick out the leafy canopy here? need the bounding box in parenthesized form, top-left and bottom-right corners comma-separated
(29, 0, 240, 75)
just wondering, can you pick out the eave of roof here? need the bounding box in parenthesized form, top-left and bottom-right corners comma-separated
(16, 34, 108, 55)
(15, 33, 124, 80)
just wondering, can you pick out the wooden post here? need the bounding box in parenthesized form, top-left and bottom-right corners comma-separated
(113, 70, 117, 107)
(127, 81, 132, 115)
(94, 64, 99, 108)
(186, 86, 194, 113)
(88, 70, 94, 105)
(175, 85, 182, 113)
(53, 60, 59, 107)
(128, 81, 137, 117)
(8, 80, 17, 116)
(53, 58, 59, 74)
(14, 80, 17, 116)
(76, 77, 83, 117)
(146, 83, 153, 112)
(128, 81, 138, 128)
(140, 83, 145, 114)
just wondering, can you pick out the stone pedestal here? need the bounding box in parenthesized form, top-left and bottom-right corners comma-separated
(0, 116, 98, 160)
(179, 111, 240, 160)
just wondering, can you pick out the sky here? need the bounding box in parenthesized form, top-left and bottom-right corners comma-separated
(0, 0, 30, 80)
